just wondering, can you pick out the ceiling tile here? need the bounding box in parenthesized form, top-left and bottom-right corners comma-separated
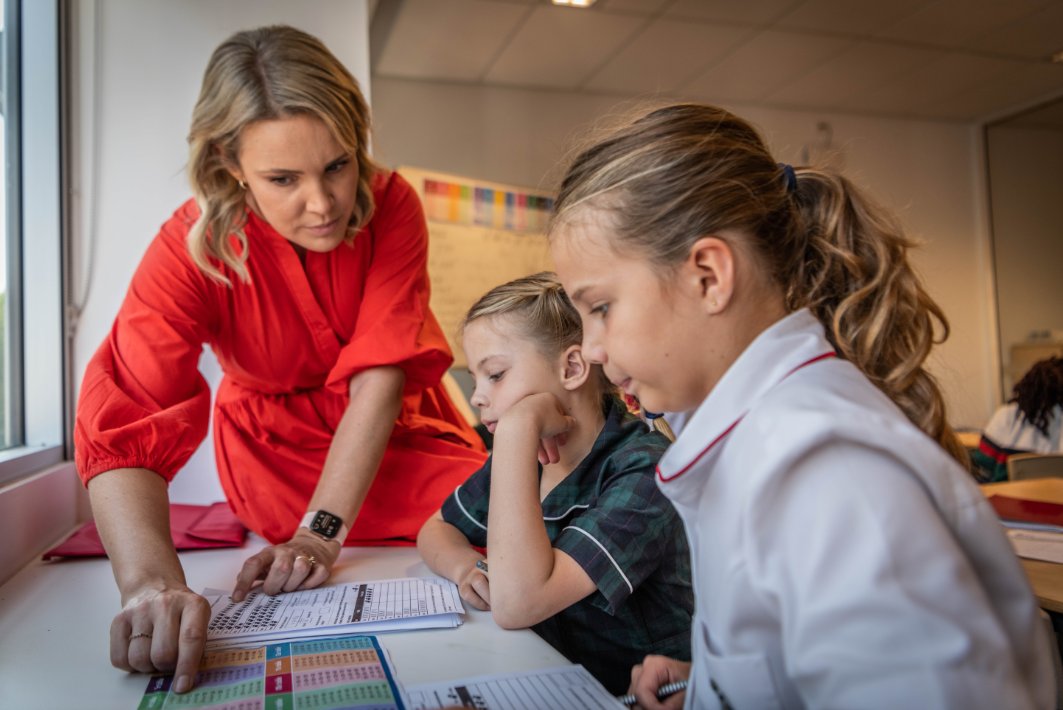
(1004, 98, 1063, 130)
(597, 0, 673, 14)
(682, 30, 851, 103)
(777, 0, 929, 36)
(967, 2, 1063, 59)
(921, 61, 1063, 120)
(842, 53, 1017, 116)
(874, 0, 1054, 50)
(375, 0, 531, 80)
(585, 19, 752, 94)
(764, 40, 941, 109)
(485, 5, 646, 89)
(664, 0, 796, 25)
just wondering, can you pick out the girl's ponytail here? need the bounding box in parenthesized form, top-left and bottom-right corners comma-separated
(788, 169, 967, 466)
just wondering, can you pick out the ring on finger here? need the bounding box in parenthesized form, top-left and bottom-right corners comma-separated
(129, 632, 153, 641)
(295, 554, 316, 569)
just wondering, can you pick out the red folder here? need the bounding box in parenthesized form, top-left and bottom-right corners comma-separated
(988, 494, 1063, 530)
(43, 502, 247, 560)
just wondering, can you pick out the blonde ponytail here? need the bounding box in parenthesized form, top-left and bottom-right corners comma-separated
(789, 169, 967, 466)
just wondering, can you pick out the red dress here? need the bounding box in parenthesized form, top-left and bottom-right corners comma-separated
(75, 171, 487, 544)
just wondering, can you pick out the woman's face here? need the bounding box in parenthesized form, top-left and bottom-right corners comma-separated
(229, 113, 359, 253)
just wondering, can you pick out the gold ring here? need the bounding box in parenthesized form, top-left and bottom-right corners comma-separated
(296, 555, 316, 568)
(129, 632, 152, 641)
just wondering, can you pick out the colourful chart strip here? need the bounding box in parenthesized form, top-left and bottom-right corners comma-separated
(139, 635, 404, 710)
(423, 178, 553, 233)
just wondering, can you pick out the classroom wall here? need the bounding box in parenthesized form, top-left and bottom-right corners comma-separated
(370, 77, 999, 430)
(70, 0, 372, 505)
(986, 125, 1063, 382)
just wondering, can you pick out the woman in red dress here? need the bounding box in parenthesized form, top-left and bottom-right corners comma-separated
(74, 25, 486, 692)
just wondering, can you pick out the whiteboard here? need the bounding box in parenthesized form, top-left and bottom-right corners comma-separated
(398, 167, 555, 369)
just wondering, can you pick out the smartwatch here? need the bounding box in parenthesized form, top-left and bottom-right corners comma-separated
(300, 510, 349, 543)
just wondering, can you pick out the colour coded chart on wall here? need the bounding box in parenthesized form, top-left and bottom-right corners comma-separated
(421, 177, 553, 233)
(138, 635, 405, 709)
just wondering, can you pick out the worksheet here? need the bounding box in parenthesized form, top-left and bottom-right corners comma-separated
(139, 635, 405, 709)
(203, 577, 464, 647)
(404, 665, 625, 709)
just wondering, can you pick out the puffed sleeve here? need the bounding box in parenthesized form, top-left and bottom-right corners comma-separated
(74, 206, 214, 485)
(326, 172, 452, 394)
(439, 459, 491, 548)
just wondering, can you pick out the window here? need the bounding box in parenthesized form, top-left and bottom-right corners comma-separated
(0, 0, 65, 485)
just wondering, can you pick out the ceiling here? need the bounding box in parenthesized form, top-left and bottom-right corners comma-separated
(370, 0, 1063, 125)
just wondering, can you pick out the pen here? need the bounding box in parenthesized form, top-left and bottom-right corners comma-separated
(616, 679, 688, 706)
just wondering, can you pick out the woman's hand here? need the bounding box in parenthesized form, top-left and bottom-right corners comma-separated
(231, 530, 340, 602)
(498, 392, 576, 465)
(109, 581, 211, 694)
(628, 655, 690, 710)
(456, 560, 491, 611)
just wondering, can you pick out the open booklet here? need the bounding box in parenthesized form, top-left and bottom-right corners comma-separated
(203, 577, 464, 648)
(139, 635, 407, 709)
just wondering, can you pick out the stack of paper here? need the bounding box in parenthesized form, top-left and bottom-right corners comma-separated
(404, 665, 625, 709)
(989, 495, 1063, 563)
(204, 577, 464, 649)
(141, 635, 406, 709)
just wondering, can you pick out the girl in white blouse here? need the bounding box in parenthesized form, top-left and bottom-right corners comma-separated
(548, 103, 1054, 710)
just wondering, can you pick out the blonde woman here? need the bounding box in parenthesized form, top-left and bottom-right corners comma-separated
(548, 104, 1053, 709)
(75, 26, 485, 692)
(417, 273, 693, 695)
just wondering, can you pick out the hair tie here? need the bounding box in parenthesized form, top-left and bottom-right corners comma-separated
(778, 163, 797, 194)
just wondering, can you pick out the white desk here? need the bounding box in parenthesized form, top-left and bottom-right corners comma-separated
(0, 536, 569, 710)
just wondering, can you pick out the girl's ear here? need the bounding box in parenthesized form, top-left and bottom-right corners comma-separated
(683, 235, 735, 314)
(559, 344, 591, 391)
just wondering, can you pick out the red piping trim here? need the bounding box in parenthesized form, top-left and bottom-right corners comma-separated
(657, 351, 836, 484)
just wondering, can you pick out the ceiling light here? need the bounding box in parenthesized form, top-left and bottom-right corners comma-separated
(552, 0, 597, 7)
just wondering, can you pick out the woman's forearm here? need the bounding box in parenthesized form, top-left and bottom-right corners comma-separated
(88, 467, 186, 599)
(307, 366, 405, 526)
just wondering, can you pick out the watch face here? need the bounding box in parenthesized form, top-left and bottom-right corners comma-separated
(310, 510, 342, 539)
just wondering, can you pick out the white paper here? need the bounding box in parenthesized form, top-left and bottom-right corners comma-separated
(404, 665, 625, 709)
(1007, 528, 1063, 564)
(202, 577, 465, 647)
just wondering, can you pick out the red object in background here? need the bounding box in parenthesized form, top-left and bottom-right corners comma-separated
(43, 502, 247, 559)
(988, 494, 1063, 530)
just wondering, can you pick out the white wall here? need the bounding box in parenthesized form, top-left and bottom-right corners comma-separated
(70, 0, 372, 504)
(371, 78, 998, 429)
(986, 125, 1063, 373)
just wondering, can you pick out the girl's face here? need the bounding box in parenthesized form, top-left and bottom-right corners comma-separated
(229, 113, 359, 253)
(463, 315, 566, 433)
(551, 211, 713, 414)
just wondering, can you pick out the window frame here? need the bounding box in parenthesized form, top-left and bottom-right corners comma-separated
(0, 0, 66, 486)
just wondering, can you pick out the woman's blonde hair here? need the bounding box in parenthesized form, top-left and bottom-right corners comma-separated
(187, 25, 377, 285)
(551, 103, 967, 466)
(462, 272, 615, 405)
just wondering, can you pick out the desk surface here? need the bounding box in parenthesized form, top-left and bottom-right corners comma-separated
(0, 537, 568, 710)
(983, 478, 1063, 614)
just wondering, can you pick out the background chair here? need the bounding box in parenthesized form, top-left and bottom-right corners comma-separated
(1007, 453, 1063, 481)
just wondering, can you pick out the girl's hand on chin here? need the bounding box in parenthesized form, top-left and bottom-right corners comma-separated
(499, 393, 576, 464)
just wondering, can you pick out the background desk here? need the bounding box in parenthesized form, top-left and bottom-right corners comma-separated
(0, 538, 569, 710)
(982, 478, 1063, 614)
